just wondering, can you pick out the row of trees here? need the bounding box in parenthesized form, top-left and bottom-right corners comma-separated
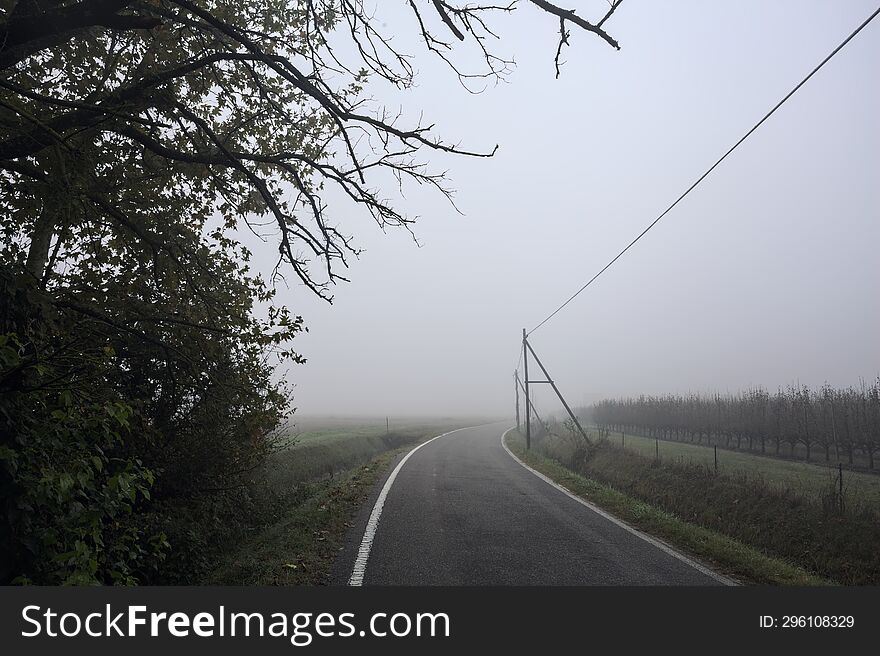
(591, 381, 880, 469)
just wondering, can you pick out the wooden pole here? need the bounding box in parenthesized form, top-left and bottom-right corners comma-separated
(523, 329, 531, 450)
(514, 370, 521, 430)
(516, 376, 546, 431)
(523, 338, 589, 442)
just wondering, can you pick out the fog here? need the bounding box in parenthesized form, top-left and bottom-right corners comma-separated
(262, 2, 880, 419)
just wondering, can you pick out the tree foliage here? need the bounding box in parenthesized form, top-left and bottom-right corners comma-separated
(1, 0, 623, 295)
(1, 271, 163, 584)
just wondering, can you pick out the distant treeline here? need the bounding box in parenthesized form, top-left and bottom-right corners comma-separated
(591, 381, 880, 468)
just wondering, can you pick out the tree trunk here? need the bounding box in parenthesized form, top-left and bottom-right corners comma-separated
(25, 203, 56, 281)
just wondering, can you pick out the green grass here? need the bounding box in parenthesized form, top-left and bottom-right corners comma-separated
(269, 416, 488, 482)
(505, 431, 826, 586)
(598, 428, 880, 509)
(209, 417, 478, 584)
(278, 415, 487, 446)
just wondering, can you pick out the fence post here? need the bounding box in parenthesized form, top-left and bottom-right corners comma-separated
(655, 438, 659, 461)
(714, 445, 718, 474)
(838, 462, 844, 512)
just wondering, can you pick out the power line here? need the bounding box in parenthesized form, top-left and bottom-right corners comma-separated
(528, 5, 880, 336)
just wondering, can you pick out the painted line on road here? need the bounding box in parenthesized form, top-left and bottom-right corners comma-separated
(348, 424, 488, 586)
(499, 427, 736, 586)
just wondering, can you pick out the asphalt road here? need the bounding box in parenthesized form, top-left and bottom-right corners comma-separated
(344, 422, 727, 585)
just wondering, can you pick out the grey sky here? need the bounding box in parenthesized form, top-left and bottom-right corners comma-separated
(266, 1, 880, 419)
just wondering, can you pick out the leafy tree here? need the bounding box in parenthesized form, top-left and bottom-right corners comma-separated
(0, 1, 624, 582)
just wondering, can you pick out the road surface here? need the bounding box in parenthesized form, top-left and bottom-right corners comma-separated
(340, 422, 728, 585)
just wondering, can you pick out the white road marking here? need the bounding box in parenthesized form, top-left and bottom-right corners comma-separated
(499, 427, 736, 586)
(348, 424, 488, 586)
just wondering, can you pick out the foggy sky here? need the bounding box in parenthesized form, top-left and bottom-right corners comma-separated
(262, 2, 880, 419)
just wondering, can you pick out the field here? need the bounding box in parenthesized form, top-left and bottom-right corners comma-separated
(268, 415, 490, 482)
(596, 428, 880, 510)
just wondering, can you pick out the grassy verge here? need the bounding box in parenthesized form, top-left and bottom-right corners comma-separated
(505, 430, 829, 585)
(209, 449, 398, 584)
(208, 419, 474, 584)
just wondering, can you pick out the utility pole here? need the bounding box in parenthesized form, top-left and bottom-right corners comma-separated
(516, 375, 547, 432)
(523, 338, 589, 442)
(523, 328, 531, 450)
(514, 370, 521, 430)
